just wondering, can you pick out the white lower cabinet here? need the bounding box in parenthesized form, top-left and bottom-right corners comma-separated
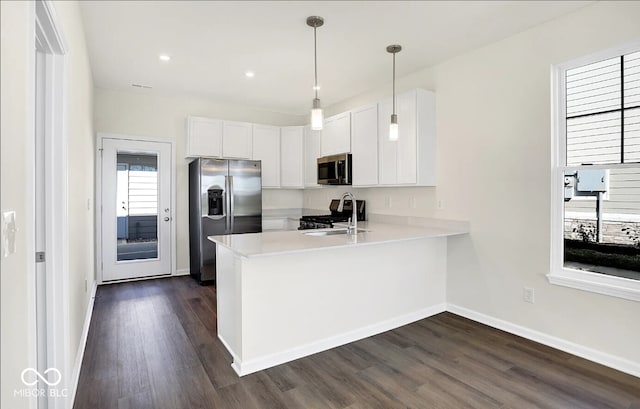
(304, 126, 321, 187)
(280, 126, 304, 188)
(252, 125, 280, 188)
(351, 103, 379, 186)
(378, 89, 436, 186)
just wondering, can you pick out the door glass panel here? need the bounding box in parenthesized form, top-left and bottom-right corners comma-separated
(116, 153, 159, 261)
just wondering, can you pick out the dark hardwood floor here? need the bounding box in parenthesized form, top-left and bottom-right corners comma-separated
(73, 277, 640, 409)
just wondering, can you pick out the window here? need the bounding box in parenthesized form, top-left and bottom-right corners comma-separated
(550, 42, 640, 301)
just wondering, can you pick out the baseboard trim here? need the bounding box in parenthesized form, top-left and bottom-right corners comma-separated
(174, 268, 190, 276)
(68, 281, 98, 409)
(446, 303, 640, 378)
(232, 303, 447, 376)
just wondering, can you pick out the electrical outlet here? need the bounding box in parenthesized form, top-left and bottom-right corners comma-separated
(523, 287, 535, 304)
(410, 197, 417, 209)
(437, 200, 444, 210)
(84, 279, 88, 292)
(384, 197, 392, 208)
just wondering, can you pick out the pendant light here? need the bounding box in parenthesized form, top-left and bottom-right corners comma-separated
(307, 16, 324, 130)
(387, 44, 402, 141)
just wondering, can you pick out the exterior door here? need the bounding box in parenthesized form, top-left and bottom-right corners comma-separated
(101, 138, 172, 281)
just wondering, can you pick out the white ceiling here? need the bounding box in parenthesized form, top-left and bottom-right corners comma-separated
(79, 0, 592, 115)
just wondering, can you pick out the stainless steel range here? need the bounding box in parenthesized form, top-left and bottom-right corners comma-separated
(299, 199, 366, 230)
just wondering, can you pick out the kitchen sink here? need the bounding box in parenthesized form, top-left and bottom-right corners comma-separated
(302, 228, 369, 236)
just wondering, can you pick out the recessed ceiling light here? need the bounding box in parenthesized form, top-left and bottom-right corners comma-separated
(245, 71, 255, 78)
(158, 54, 171, 62)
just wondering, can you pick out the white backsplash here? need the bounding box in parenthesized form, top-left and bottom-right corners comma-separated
(303, 186, 438, 219)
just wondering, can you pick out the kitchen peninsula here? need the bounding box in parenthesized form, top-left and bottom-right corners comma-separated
(209, 219, 468, 376)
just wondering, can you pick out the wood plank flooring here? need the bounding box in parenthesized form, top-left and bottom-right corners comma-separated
(73, 277, 640, 409)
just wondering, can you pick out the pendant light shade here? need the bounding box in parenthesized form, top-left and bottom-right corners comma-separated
(311, 98, 323, 130)
(307, 16, 324, 131)
(389, 114, 399, 142)
(387, 44, 402, 141)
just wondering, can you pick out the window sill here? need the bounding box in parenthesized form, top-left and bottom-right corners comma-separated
(547, 268, 640, 302)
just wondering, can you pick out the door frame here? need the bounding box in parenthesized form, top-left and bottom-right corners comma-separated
(29, 1, 69, 409)
(95, 133, 177, 284)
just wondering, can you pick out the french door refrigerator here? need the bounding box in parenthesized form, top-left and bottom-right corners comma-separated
(189, 158, 262, 283)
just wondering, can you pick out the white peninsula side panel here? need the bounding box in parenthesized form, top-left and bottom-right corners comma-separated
(216, 237, 447, 376)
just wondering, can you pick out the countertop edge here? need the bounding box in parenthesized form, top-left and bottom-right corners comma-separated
(209, 225, 468, 259)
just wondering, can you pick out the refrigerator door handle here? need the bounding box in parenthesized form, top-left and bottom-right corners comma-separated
(224, 176, 231, 233)
(229, 175, 235, 233)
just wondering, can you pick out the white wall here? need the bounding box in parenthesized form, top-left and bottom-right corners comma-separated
(1, 2, 35, 407)
(93, 88, 305, 272)
(440, 1, 640, 367)
(307, 1, 640, 368)
(0, 1, 95, 408)
(54, 1, 96, 389)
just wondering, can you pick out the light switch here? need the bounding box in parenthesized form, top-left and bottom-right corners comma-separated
(2, 211, 17, 258)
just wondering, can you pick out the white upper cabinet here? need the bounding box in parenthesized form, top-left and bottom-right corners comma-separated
(320, 112, 351, 156)
(378, 89, 436, 186)
(280, 126, 305, 188)
(185, 117, 252, 159)
(304, 126, 321, 187)
(186, 87, 434, 187)
(222, 121, 253, 159)
(185, 116, 223, 158)
(351, 103, 379, 186)
(252, 124, 281, 188)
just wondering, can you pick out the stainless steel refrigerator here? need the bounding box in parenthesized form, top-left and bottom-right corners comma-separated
(189, 158, 262, 283)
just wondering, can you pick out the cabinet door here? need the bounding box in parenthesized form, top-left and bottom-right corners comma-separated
(280, 126, 304, 188)
(321, 112, 351, 156)
(320, 117, 335, 156)
(351, 104, 378, 186)
(396, 91, 418, 184)
(252, 125, 280, 188)
(304, 126, 321, 187)
(186, 116, 222, 158)
(223, 121, 252, 158)
(377, 99, 398, 185)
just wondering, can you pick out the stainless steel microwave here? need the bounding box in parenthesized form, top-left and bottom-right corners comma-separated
(317, 153, 352, 185)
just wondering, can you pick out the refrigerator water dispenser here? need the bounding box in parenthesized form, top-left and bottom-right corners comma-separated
(207, 188, 224, 216)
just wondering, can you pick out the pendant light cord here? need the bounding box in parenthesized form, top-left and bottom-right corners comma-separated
(314, 26, 318, 100)
(392, 51, 396, 115)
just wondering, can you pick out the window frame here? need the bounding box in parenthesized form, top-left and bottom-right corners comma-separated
(549, 40, 640, 302)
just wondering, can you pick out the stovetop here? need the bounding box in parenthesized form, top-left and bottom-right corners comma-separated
(299, 200, 366, 230)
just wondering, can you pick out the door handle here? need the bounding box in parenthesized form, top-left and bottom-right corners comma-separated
(164, 217, 170, 222)
(229, 176, 234, 233)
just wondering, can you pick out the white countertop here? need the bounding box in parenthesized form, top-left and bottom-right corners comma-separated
(208, 220, 468, 258)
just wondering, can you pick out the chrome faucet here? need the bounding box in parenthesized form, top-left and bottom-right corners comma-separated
(337, 192, 358, 235)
